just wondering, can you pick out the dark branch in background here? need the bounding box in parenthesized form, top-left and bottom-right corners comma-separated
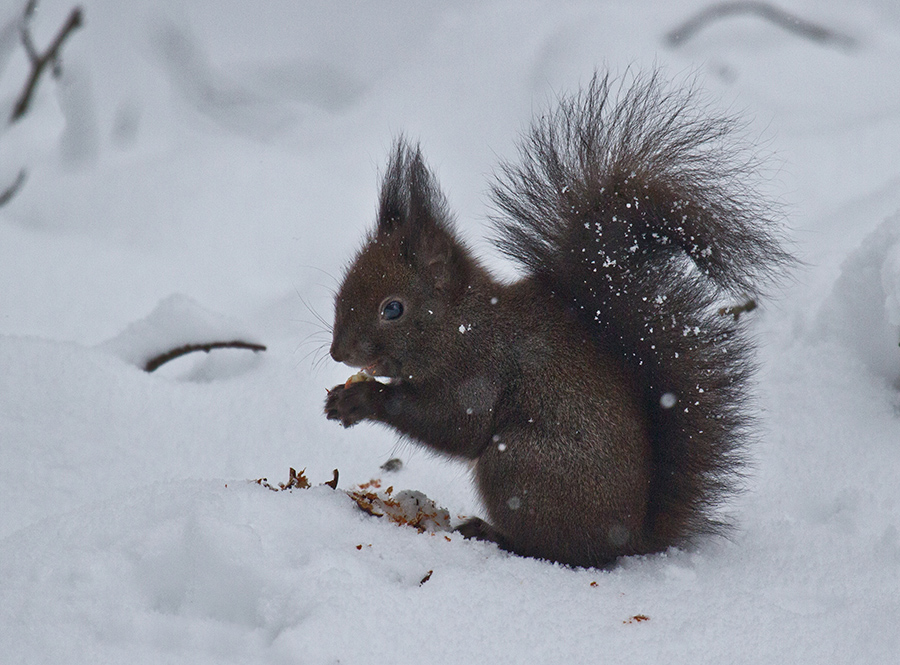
(666, 1, 857, 49)
(0, 169, 26, 206)
(10, 1, 84, 123)
(19, 0, 40, 61)
(144, 341, 267, 373)
(1, 2, 83, 208)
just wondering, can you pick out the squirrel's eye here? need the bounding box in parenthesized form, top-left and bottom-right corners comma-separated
(381, 300, 404, 321)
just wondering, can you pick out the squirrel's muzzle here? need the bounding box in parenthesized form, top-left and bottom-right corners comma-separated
(329, 340, 346, 364)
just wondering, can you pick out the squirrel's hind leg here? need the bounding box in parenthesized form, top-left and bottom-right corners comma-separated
(455, 517, 512, 551)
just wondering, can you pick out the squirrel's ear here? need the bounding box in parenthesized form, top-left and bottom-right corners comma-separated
(376, 140, 467, 293)
(404, 150, 459, 290)
(413, 221, 462, 293)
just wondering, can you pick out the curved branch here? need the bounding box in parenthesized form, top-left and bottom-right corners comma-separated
(666, 1, 857, 49)
(144, 340, 267, 372)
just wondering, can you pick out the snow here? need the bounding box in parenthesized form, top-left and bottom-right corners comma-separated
(1, 0, 899, 662)
(99, 293, 264, 369)
(817, 212, 900, 382)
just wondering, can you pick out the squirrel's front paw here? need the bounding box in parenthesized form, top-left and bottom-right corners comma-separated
(324, 382, 384, 428)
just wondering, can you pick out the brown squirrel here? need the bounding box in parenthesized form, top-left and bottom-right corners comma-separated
(324, 71, 790, 567)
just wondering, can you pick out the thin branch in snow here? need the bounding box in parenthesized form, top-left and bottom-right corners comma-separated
(10, 2, 84, 123)
(665, 1, 858, 50)
(0, 169, 26, 207)
(143, 340, 267, 373)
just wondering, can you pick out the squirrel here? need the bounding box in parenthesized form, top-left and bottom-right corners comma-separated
(324, 71, 790, 567)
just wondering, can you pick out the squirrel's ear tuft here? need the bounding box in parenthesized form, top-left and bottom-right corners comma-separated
(377, 138, 448, 240)
(375, 139, 468, 292)
(376, 139, 415, 237)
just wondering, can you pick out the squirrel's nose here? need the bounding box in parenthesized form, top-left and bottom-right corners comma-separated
(329, 341, 345, 363)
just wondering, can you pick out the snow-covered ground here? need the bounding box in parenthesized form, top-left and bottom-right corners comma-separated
(2, 0, 899, 662)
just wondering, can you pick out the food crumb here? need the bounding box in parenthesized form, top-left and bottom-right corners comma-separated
(623, 614, 650, 624)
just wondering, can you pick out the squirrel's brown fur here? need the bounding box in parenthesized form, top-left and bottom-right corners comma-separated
(325, 71, 790, 567)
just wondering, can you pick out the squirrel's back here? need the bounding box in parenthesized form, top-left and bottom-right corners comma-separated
(490, 71, 790, 550)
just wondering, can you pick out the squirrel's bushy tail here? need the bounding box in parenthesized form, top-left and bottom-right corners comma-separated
(491, 71, 790, 548)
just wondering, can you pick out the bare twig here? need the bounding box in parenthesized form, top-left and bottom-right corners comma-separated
(20, 0, 39, 62)
(143, 340, 267, 372)
(0, 169, 26, 206)
(10, 3, 84, 123)
(666, 1, 857, 49)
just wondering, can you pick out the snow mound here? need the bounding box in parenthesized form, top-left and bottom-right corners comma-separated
(99, 293, 265, 371)
(0, 480, 473, 664)
(816, 212, 900, 383)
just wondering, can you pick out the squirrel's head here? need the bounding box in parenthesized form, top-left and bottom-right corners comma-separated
(330, 141, 477, 381)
